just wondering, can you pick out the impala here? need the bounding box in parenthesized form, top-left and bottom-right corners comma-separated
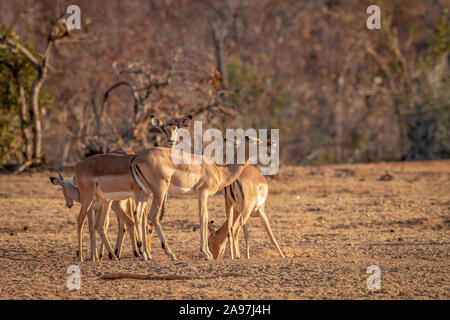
(131, 135, 260, 260)
(50, 173, 137, 260)
(207, 164, 285, 260)
(75, 116, 192, 260)
(50, 148, 137, 262)
(50, 115, 192, 261)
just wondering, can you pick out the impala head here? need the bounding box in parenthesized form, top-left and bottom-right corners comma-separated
(207, 220, 227, 260)
(224, 135, 261, 165)
(49, 173, 77, 208)
(150, 114, 192, 148)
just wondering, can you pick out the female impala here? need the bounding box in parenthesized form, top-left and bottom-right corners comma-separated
(53, 115, 191, 262)
(131, 136, 260, 260)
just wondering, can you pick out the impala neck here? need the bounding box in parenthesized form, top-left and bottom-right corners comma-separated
(216, 159, 250, 189)
(210, 220, 230, 252)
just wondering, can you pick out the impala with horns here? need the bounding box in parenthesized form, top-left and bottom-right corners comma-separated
(131, 135, 261, 261)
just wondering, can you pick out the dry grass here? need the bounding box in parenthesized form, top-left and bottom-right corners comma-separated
(0, 160, 448, 299)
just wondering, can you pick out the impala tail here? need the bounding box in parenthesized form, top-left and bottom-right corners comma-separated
(130, 159, 167, 222)
(130, 160, 150, 196)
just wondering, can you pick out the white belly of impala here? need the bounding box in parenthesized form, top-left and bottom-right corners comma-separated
(97, 189, 134, 201)
(169, 184, 194, 195)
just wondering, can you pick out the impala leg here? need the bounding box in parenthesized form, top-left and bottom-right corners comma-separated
(112, 200, 139, 259)
(76, 199, 93, 262)
(134, 201, 144, 255)
(148, 187, 176, 260)
(144, 202, 152, 253)
(234, 224, 242, 259)
(95, 200, 118, 261)
(199, 191, 213, 260)
(96, 210, 105, 261)
(133, 225, 140, 255)
(130, 200, 139, 256)
(111, 201, 127, 259)
(231, 204, 253, 260)
(87, 208, 98, 262)
(243, 224, 250, 259)
(224, 189, 235, 260)
(258, 207, 285, 258)
(102, 207, 112, 258)
(139, 199, 153, 260)
(93, 209, 105, 261)
(115, 218, 126, 259)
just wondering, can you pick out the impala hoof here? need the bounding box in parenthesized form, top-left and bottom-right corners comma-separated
(76, 250, 79, 257)
(161, 242, 165, 250)
(201, 251, 214, 261)
(134, 250, 139, 257)
(140, 254, 152, 261)
(114, 248, 119, 256)
(108, 252, 113, 260)
(137, 241, 142, 248)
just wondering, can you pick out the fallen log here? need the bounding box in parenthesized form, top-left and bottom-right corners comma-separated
(99, 272, 245, 281)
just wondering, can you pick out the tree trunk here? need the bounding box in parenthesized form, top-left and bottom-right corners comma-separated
(29, 41, 53, 161)
(29, 70, 45, 161)
(15, 76, 33, 161)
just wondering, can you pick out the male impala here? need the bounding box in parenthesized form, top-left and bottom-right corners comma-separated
(73, 115, 192, 261)
(207, 164, 285, 260)
(131, 135, 259, 260)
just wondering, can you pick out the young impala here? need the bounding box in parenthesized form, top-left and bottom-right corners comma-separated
(207, 164, 285, 260)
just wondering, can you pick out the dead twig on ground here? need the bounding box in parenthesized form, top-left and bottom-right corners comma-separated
(99, 272, 245, 281)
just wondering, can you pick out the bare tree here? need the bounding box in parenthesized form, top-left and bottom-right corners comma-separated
(0, 13, 72, 171)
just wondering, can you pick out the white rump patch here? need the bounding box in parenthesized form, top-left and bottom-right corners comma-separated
(256, 194, 266, 207)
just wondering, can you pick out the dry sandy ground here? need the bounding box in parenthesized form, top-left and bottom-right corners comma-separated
(0, 161, 448, 300)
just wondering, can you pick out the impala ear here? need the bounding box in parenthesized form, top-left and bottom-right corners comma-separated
(150, 115, 163, 127)
(50, 177, 60, 185)
(178, 115, 192, 128)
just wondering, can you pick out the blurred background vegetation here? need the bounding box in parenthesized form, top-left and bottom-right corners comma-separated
(0, 0, 448, 171)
